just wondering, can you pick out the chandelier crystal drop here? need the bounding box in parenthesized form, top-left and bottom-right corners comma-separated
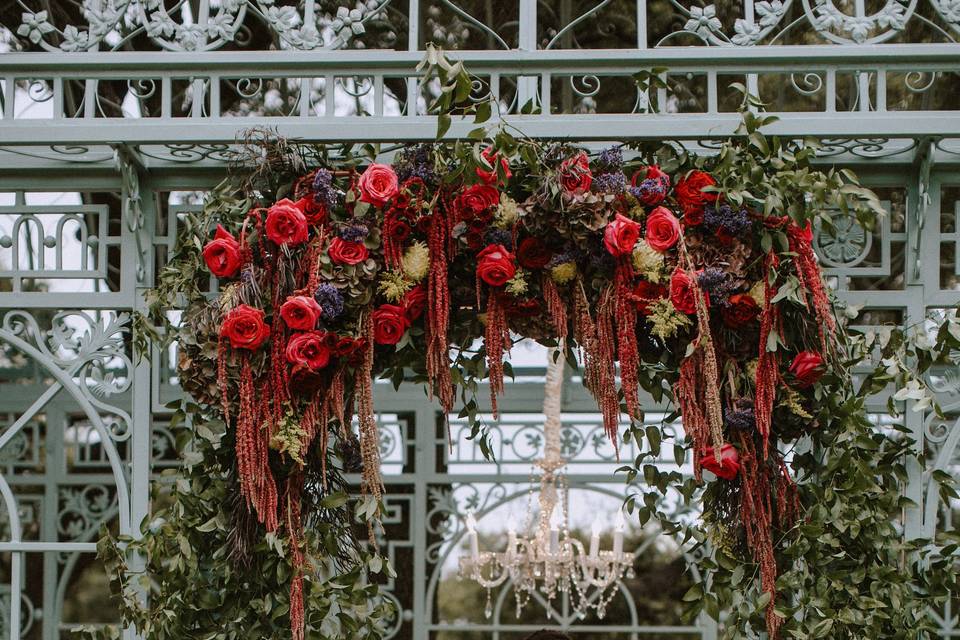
(458, 342, 636, 620)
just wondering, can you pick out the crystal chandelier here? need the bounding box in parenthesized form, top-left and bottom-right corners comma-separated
(458, 343, 636, 620)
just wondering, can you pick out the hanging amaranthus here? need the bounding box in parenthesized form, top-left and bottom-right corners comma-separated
(614, 260, 641, 420)
(484, 289, 509, 418)
(788, 223, 836, 354)
(591, 286, 621, 447)
(356, 312, 384, 508)
(542, 275, 568, 339)
(426, 202, 454, 418)
(238, 356, 278, 531)
(284, 473, 306, 640)
(755, 251, 781, 457)
(674, 350, 710, 482)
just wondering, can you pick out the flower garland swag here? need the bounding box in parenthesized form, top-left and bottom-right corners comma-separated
(173, 120, 889, 640)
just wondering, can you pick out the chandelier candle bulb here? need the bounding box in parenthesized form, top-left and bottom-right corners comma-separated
(613, 511, 625, 560)
(466, 512, 480, 561)
(507, 523, 518, 559)
(589, 518, 602, 559)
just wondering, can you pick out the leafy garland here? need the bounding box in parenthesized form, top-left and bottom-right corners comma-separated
(90, 51, 960, 640)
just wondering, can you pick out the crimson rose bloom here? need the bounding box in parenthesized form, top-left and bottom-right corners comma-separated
(476, 244, 517, 287)
(476, 147, 512, 185)
(456, 184, 500, 218)
(266, 199, 309, 246)
(294, 195, 327, 225)
(280, 295, 323, 331)
(202, 225, 243, 278)
(603, 213, 641, 257)
(789, 351, 825, 388)
(675, 170, 718, 224)
(402, 285, 427, 321)
(630, 281, 667, 316)
(220, 304, 270, 350)
(722, 294, 760, 328)
(358, 163, 399, 207)
(630, 165, 671, 206)
(669, 267, 708, 315)
(558, 152, 592, 195)
(700, 444, 740, 480)
(644, 207, 681, 253)
(328, 237, 369, 265)
(372, 304, 410, 345)
(285, 331, 332, 370)
(516, 237, 552, 270)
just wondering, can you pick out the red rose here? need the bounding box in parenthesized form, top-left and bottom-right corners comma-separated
(674, 170, 718, 224)
(476, 147, 512, 185)
(358, 163, 399, 207)
(456, 184, 500, 219)
(603, 213, 641, 257)
(402, 285, 427, 321)
(630, 281, 667, 316)
(387, 219, 412, 245)
(266, 199, 309, 246)
(505, 297, 541, 318)
(558, 152, 592, 195)
(669, 267, 708, 315)
(722, 294, 760, 328)
(644, 206, 681, 253)
(294, 196, 327, 225)
(700, 443, 740, 480)
(630, 165, 671, 207)
(202, 225, 243, 278)
(334, 335, 363, 356)
(285, 331, 332, 370)
(372, 304, 410, 345)
(516, 237, 552, 270)
(280, 295, 323, 331)
(476, 244, 517, 287)
(789, 351, 825, 388)
(328, 237, 369, 265)
(220, 304, 270, 350)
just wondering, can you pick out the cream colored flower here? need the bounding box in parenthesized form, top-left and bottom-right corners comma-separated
(632, 239, 664, 283)
(401, 241, 430, 282)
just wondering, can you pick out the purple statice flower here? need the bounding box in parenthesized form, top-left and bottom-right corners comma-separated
(312, 168, 338, 209)
(725, 402, 755, 432)
(483, 228, 513, 249)
(596, 146, 623, 173)
(704, 203, 751, 237)
(697, 267, 736, 306)
(314, 284, 344, 321)
(629, 178, 668, 204)
(338, 224, 369, 242)
(394, 144, 438, 186)
(547, 251, 577, 268)
(593, 171, 626, 195)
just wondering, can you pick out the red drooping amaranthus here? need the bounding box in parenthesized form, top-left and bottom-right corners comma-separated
(484, 289, 509, 418)
(284, 474, 306, 640)
(356, 313, 384, 511)
(674, 350, 709, 482)
(592, 286, 621, 449)
(755, 251, 781, 458)
(788, 224, 835, 354)
(737, 432, 781, 640)
(381, 206, 404, 269)
(426, 203, 455, 420)
(614, 260, 641, 421)
(542, 275, 568, 340)
(238, 355, 278, 531)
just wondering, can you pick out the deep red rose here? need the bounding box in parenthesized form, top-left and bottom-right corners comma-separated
(289, 367, 325, 395)
(675, 170, 718, 224)
(603, 213, 641, 257)
(372, 304, 410, 345)
(505, 297, 541, 318)
(266, 199, 309, 246)
(700, 444, 740, 480)
(202, 225, 243, 278)
(630, 165, 671, 207)
(280, 295, 323, 331)
(669, 267, 708, 315)
(644, 206, 681, 253)
(358, 163, 399, 207)
(516, 237, 552, 270)
(456, 184, 500, 219)
(476, 244, 517, 287)
(334, 336, 363, 356)
(285, 331, 332, 370)
(402, 285, 427, 321)
(220, 304, 270, 350)
(476, 147, 512, 185)
(630, 281, 668, 316)
(294, 196, 327, 225)
(558, 152, 592, 195)
(328, 237, 369, 265)
(789, 351, 825, 388)
(722, 294, 760, 328)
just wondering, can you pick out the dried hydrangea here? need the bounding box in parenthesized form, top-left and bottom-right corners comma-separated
(377, 270, 412, 303)
(646, 297, 691, 340)
(632, 239, 665, 282)
(401, 241, 430, 282)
